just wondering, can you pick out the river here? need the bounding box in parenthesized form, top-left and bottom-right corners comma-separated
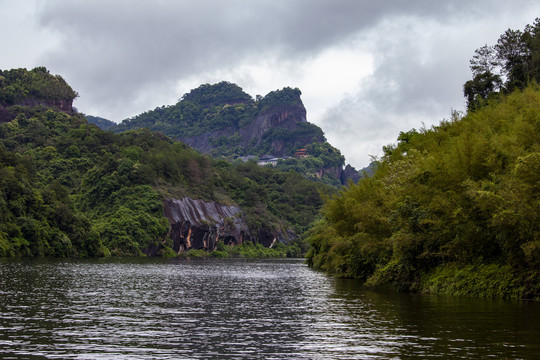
(0, 258, 539, 359)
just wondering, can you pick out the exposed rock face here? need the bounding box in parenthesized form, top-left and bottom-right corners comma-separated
(18, 97, 74, 114)
(341, 164, 361, 184)
(181, 127, 235, 154)
(0, 97, 74, 123)
(163, 197, 297, 253)
(164, 197, 247, 253)
(180, 103, 307, 157)
(240, 105, 306, 143)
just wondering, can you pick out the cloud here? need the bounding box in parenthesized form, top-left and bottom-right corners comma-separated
(34, 0, 481, 121)
(1, 0, 535, 168)
(319, 7, 540, 168)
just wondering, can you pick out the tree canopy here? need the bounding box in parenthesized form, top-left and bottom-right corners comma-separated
(308, 85, 540, 299)
(0, 67, 77, 105)
(464, 18, 540, 110)
(0, 72, 331, 257)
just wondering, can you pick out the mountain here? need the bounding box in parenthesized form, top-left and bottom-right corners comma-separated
(112, 82, 359, 186)
(0, 67, 330, 258)
(86, 115, 116, 130)
(0, 67, 77, 122)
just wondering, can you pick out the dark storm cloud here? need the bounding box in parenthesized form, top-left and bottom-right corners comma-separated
(35, 0, 476, 120)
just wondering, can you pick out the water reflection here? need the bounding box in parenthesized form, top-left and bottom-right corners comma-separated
(329, 278, 540, 359)
(0, 258, 539, 359)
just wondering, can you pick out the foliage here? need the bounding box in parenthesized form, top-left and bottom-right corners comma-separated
(257, 87, 302, 113)
(464, 18, 540, 110)
(272, 142, 346, 186)
(0, 67, 77, 105)
(419, 263, 540, 299)
(181, 239, 305, 259)
(307, 85, 540, 299)
(213, 160, 332, 235)
(0, 69, 328, 258)
(180, 81, 253, 107)
(113, 82, 257, 137)
(111, 83, 349, 185)
(85, 115, 116, 130)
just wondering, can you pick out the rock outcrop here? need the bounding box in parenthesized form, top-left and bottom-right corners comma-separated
(163, 197, 297, 253)
(164, 197, 246, 253)
(0, 97, 74, 123)
(341, 164, 361, 184)
(240, 104, 306, 142)
(180, 103, 308, 157)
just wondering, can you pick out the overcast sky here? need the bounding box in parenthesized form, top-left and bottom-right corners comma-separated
(1, 1, 539, 168)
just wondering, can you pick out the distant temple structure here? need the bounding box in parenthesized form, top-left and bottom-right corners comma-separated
(294, 148, 309, 158)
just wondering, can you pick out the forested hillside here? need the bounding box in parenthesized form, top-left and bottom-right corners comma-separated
(86, 115, 116, 130)
(307, 20, 540, 299)
(111, 82, 355, 186)
(0, 68, 330, 257)
(0, 67, 77, 122)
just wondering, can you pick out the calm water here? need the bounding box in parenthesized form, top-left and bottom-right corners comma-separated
(0, 258, 539, 359)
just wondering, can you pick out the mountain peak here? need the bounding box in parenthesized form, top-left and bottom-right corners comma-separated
(180, 81, 253, 108)
(0, 67, 77, 122)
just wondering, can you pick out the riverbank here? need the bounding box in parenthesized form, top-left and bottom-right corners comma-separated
(418, 264, 540, 300)
(363, 262, 540, 300)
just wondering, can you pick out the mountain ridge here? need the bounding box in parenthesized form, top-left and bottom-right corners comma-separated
(106, 82, 359, 185)
(0, 67, 330, 258)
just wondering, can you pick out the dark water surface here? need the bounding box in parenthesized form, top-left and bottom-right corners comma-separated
(0, 258, 539, 359)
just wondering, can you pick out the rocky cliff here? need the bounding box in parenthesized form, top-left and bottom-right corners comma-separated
(240, 104, 306, 142)
(341, 164, 361, 184)
(0, 97, 74, 123)
(1, 67, 77, 123)
(180, 103, 308, 157)
(111, 82, 356, 185)
(163, 197, 297, 254)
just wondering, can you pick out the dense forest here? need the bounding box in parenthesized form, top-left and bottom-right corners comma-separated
(0, 68, 331, 257)
(0, 67, 77, 105)
(113, 83, 304, 140)
(86, 115, 116, 131)
(109, 82, 351, 186)
(307, 20, 540, 299)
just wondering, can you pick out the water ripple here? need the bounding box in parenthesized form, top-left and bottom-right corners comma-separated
(0, 258, 539, 359)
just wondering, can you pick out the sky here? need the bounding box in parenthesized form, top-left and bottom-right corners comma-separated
(1, 1, 539, 168)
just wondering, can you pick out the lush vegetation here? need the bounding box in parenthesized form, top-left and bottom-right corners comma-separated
(257, 86, 303, 113)
(113, 83, 309, 145)
(464, 18, 540, 110)
(307, 20, 540, 299)
(213, 160, 331, 235)
(0, 67, 77, 105)
(0, 68, 330, 258)
(307, 84, 540, 299)
(275, 142, 346, 186)
(183, 239, 306, 259)
(85, 115, 116, 130)
(113, 81, 258, 137)
(110, 82, 354, 185)
(181, 81, 253, 107)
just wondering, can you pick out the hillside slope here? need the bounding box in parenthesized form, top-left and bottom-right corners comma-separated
(0, 67, 76, 122)
(307, 85, 540, 299)
(112, 82, 358, 185)
(0, 68, 329, 257)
